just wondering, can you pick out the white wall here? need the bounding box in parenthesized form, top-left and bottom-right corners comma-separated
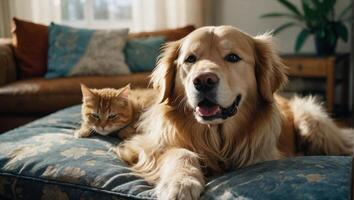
(212, 0, 352, 54)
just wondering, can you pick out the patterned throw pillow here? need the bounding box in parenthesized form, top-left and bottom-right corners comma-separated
(45, 23, 130, 78)
(124, 36, 166, 72)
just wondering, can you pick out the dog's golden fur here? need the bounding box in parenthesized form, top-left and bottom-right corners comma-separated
(117, 26, 353, 199)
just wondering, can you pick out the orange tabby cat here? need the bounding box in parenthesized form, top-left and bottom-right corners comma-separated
(74, 84, 157, 139)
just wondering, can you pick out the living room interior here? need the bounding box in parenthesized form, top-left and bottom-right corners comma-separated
(0, 0, 353, 133)
(0, 0, 353, 199)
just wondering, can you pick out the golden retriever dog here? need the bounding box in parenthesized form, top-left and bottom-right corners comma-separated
(117, 26, 353, 199)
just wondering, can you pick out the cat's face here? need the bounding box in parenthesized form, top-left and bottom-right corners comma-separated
(80, 84, 133, 136)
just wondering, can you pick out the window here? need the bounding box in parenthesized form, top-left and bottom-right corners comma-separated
(59, 0, 132, 29)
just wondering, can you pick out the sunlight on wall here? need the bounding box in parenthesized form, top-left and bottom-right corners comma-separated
(212, 0, 352, 54)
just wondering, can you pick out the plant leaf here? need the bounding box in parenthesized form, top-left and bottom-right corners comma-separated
(295, 29, 310, 52)
(325, 0, 336, 14)
(302, 0, 316, 20)
(328, 31, 337, 46)
(261, 12, 303, 21)
(276, 0, 302, 16)
(318, 0, 336, 16)
(335, 22, 348, 42)
(272, 22, 297, 35)
(338, 2, 353, 20)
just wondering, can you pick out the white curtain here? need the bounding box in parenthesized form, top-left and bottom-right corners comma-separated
(0, 0, 12, 37)
(7, 0, 60, 25)
(6, 0, 206, 32)
(131, 0, 204, 32)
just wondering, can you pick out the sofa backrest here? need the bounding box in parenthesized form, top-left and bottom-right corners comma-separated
(0, 38, 17, 85)
(129, 25, 195, 41)
(0, 21, 196, 84)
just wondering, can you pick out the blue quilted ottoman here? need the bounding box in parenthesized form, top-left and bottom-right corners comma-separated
(0, 105, 352, 200)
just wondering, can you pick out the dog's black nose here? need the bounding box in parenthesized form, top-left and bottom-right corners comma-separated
(193, 73, 219, 92)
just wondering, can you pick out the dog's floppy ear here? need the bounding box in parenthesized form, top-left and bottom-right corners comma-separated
(150, 40, 180, 104)
(254, 34, 288, 103)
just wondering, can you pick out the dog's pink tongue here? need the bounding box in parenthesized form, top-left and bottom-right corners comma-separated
(196, 105, 220, 117)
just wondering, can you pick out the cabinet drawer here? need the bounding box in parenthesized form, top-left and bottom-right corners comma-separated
(284, 59, 327, 77)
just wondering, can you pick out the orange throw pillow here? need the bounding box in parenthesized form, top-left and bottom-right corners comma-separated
(12, 18, 48, 79)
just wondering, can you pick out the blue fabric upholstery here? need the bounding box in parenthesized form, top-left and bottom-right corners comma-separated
(0, 105, 352, 199)
(46, 23, 130, 78)
(124, 36, 166, 72)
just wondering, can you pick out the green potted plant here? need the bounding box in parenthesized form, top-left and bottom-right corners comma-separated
(261, 0, 352, 55)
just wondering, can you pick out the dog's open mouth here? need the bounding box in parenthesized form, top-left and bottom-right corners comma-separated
(195, 95, 242, 120)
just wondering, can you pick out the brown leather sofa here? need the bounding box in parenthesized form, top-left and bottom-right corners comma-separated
(0, 26, 195, 133)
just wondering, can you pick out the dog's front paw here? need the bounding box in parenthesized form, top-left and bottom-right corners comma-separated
(156, 176, 204, 200)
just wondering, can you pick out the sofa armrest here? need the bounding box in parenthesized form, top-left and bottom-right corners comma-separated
(0, 38, 17, 86)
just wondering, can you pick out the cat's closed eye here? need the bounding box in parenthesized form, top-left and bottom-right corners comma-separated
(90, 113, 100, 120)
(108, 114, 118, 120)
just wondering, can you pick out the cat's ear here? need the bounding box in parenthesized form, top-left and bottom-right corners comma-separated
(119, 84, 131, 99)
(80, 84, 95, 101)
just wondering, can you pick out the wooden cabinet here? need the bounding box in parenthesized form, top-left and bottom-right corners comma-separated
(282, 56, 336, 112)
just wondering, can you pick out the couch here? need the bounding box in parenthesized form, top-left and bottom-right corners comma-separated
(0, 105, 352, 199)
(0, 25, 195, 133)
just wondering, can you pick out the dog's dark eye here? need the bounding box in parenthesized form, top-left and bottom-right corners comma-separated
(224, 53, 241, 63)
(185, 54, 197, 63)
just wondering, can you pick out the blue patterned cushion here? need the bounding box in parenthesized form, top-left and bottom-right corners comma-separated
(124, 37, 166, 72)
(46, 23, 130, 78)
(0, 105, 352, 199)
